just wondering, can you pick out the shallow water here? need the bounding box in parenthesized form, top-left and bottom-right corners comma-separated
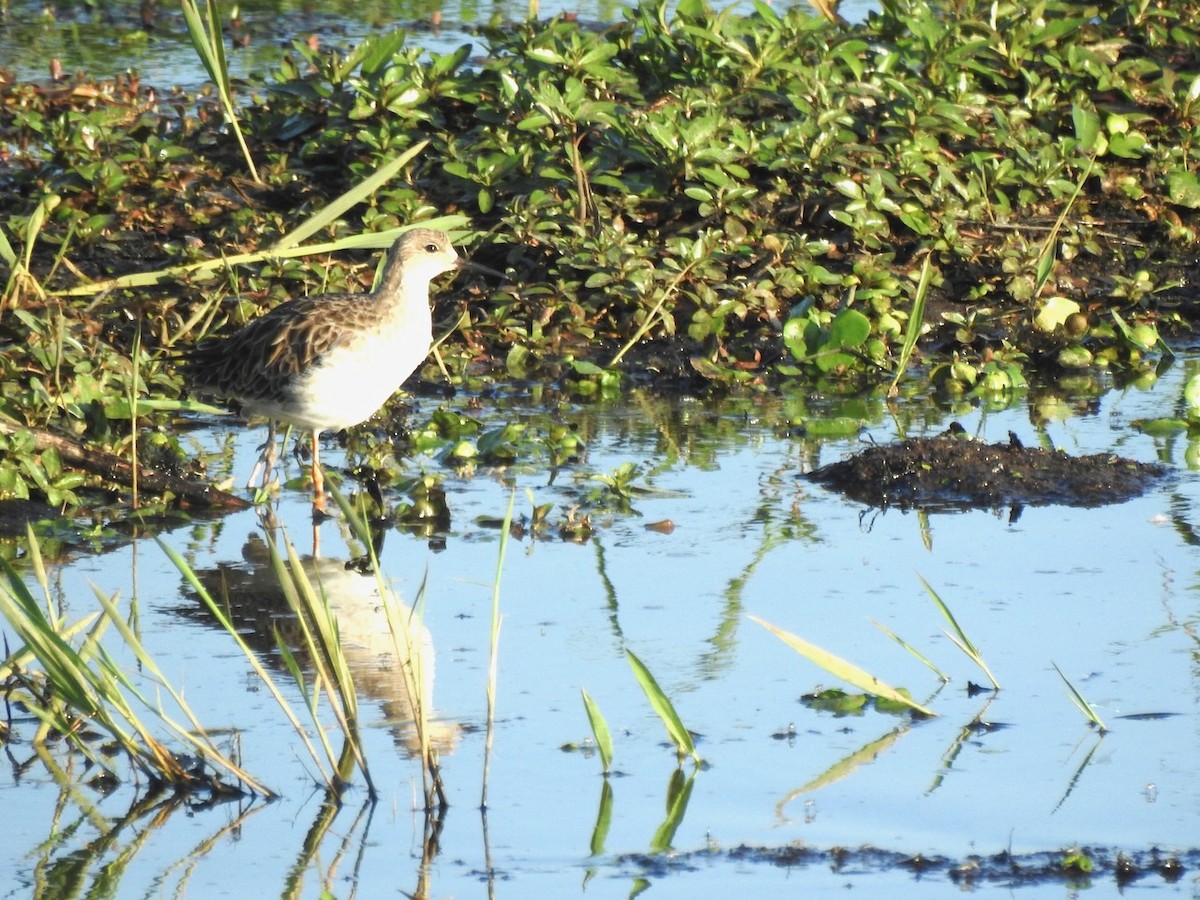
(1, 0, 877, 90)
(4, 361, 1200, 897)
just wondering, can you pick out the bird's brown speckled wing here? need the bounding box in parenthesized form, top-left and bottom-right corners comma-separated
(185, 291, 379, 404)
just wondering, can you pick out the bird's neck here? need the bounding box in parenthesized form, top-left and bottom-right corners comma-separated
(374, 254, 411, 300)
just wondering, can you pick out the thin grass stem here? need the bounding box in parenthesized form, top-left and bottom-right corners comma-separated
(481, 489, 516, 809)
(918, 574, 1000, 690)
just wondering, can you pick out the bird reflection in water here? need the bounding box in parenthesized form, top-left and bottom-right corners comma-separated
(187, 524, 459, 758)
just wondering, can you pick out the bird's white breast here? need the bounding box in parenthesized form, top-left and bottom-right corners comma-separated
(273, 312, 432, 431)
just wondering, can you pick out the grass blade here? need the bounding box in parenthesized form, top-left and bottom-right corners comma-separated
(750, 615, 935, 717)
(918, 574, 1000, 690)
(159, 537, 334, 788)
(889, 252, 932, 397)
(54, 217, 470, 297)
(872, 619, 949, 682)
(180, 0, 260, 182)
(91, 586, 273, 795)
(1033, 154, 1095, 298)
(1051, 661, 1108, 732)
(272, 143, 431, 251)
(625, 650, 701, 763)
(581, 688, 614, 774)
(481, 489, 516, 809)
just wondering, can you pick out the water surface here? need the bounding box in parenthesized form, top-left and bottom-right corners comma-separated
(4, 363, 1199, 897)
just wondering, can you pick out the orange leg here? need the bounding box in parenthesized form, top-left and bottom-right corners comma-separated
(310, 429, 327, 510)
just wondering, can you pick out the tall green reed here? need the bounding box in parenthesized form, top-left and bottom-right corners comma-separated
(180, 0, 260, 183)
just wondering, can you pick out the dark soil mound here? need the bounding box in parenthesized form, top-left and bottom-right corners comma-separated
(806, 424, 1169, 512)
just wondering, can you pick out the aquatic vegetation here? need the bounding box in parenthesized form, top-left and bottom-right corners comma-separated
(626, 649, 702, 764)
(481, 489, 515, 808)
(180, 0, 259, 182)
(1, 0, 1198, 512)
(1, 526, 269, 796)
(920, 575, 1000, 690)
(581, 687, 615, 774)
(1052, 661, 1108, 733)
(750, 614, 935, 717)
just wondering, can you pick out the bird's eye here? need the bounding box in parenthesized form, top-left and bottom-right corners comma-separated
(424, 243, 439, 253)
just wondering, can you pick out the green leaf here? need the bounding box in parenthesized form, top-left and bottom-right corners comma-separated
(919, 575, 999, 690)
(626, 650, 700, 762)
(1034, 295, 1080, 333)
(1166, 170, 1200, 209)
(1051, 661, 1107, 732)
(749, 615, 935, 716)
(801, 688, 869, 714)
(827, 308, 871, 349)
(581, 688, 614, 773)
(1107, 131, 1147, 158)
(1072, 104, 1100, 151)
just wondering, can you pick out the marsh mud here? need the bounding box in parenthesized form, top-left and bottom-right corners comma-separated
(623, 843, 1191, 890)
(806, 424, 1169, 512)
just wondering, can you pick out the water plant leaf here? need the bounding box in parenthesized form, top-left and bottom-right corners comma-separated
(872, 619, 949, 682)
(889, 254, 933, 397)
(589, 779, 614, 856)
(1051, 661, 1108, 732)
(1072, 104, 1101, 152)
(749, 615, 935, 717)
(1166, 171, 1200, 209)
(785, 724, 910, 797)
(801, 688, 869, 715)
(918, 575, 999, 690)
(816, 308, 872, 372)
(626, 650, 701, 763)
(581, 688, 614, 774)
(649, 767, 696, 852)
(1034, 296, 1081, 333)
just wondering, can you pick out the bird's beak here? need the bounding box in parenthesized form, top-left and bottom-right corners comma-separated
(457, 257, 507, 280)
